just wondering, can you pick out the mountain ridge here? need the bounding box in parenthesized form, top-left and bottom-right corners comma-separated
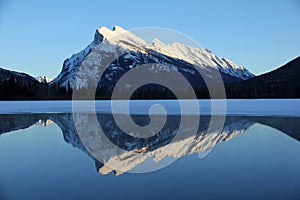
(50, 25, 254, 89)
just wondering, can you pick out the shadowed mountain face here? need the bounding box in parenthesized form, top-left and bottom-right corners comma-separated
(0, 68, 40, 86)
(0, 113, 299, 175)
(0, 68, 49, 100)
(226, 56, 300, 98)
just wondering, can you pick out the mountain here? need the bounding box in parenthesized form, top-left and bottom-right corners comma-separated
(0, 67, 40, 86)
(0, 67, 51, 100)
(50, 26, 254, 93)
(226, 56, 300, 98)
(147, 38, 254, 79)
(35, 76, 53, 84)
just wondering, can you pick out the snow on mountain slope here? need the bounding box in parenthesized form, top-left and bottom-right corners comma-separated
(98, 25, 147, 49)
(51, 26, 254, 88)
(147, 39, 254, 79)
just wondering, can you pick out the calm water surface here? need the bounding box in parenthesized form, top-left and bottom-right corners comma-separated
(0, 113, 300, 200)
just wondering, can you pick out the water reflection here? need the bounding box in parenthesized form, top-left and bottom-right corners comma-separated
(0, 113, 299, 175)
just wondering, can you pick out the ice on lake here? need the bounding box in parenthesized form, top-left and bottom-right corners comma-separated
(0, 99, 299, 116)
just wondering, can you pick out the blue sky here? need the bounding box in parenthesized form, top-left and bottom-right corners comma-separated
(0, 0, 299, 78)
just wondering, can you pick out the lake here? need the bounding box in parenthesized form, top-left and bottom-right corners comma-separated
(0, 100, 300, 200)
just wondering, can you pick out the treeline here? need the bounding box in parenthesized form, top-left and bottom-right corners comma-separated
(1, 74, 300, 100)
(0, 75, 72, 100)
(225, 80, 300, 98)
(225, 56, 300, 98)
(0, 75, 211, 100)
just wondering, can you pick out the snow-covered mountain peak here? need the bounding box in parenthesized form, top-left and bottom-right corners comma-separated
(146, 38, 254, 79)
(151, 38, 165, 47)
(112, 25, 126, 32)
(97, 26, 116, 39)
(94, 26, 254, 79)
(96, 26, 146, 48)
(97, 25, 126, 37)
(222, 58, 245, 70)
(52, 25, 255, 88)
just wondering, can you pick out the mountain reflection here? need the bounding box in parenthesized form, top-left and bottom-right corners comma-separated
(0, 113, 299, 175)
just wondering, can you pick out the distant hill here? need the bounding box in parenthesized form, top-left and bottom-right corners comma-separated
(0, 67, 40, 86)
(0, 67, 45, 99)
(226, 56, 300, 98)
(0, 67, 68, 100)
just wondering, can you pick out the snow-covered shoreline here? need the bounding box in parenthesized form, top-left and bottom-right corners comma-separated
(0, 99, 299, 116)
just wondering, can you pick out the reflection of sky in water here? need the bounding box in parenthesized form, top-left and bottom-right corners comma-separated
(0, 115, 300, 200)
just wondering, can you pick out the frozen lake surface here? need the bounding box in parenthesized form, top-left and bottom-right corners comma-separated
(0, 99, 299, 116)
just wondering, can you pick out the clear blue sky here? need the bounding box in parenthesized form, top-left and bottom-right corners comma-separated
(0, 0, 299, 78)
